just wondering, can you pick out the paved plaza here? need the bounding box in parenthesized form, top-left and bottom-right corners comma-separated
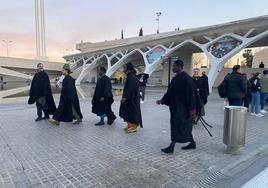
(0, 89, 268, 188)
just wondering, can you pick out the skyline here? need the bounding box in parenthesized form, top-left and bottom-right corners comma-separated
(0, 0, 268, 62)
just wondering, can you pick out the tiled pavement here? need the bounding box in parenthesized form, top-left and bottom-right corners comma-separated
(0, 91, 268, 188)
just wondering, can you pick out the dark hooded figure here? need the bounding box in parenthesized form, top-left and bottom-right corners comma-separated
(49, 64, 83, 125)
(192, 69, 209, 123)
(28, 63, 56, 121)
(119, 63, 143, 133)
(92, 67, 117, 126)
(157, 59, 197, 154)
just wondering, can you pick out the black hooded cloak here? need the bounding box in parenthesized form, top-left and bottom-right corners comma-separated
(28, 71, 56, 114)
(119, 72, 143, 127)
(53, 75, 83, 122)
(92, 75, 114, 116)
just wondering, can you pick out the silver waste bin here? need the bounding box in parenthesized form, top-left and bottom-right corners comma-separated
(223, 106, 247, 154)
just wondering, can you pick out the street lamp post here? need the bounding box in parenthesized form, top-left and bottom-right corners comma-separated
(2, 40, 13, 57)
(156, 12, 162, 34)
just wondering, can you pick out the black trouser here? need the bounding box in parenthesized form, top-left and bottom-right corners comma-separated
(36, 101, 49, 118)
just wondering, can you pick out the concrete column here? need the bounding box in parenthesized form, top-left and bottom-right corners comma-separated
(180, 52, 193, 76)
(161, 52, 193, 86)
(35, 0, 48, 61)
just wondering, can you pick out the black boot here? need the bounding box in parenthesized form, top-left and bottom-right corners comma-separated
(161, 142, 175, 154)
(108, 115, 117, 125)
(35, 117, 43, 122)
(181, 141, 196, 150)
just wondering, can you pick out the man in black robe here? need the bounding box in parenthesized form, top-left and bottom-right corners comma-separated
(119, 63, 143, 133)
(157, 59, 197, 154)
(92, 67, 117, 126)
(28, 63, 56, 121)
(49, 64, 83, 125)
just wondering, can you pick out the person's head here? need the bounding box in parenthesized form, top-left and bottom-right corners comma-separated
(172, 59, 184, 73)
(37, 63, 44, 72)
(62, 64, 71, 76)
(99, 67, 106, 76)
(193, 68, 200, 77)
(254, 72, 260, 78)
(124, 63, 136, 75)
(263, 70, 268, 75)
(232, 65, 241, 73)
(242, 73, 247, 80)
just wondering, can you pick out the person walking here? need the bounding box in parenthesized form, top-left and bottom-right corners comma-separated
(92, 67, 117, 126)
(224, 65, 246, 106)
(157, 59, 197, 154)
(28, 63, 56, 121)
(138, 73, 149, 104)
(249, 73, 263, 117)
(260, 70, 268, 114)
(49, 64, 83, 125)
(119, 63, 143, 133)
(242, 73, 251, 110)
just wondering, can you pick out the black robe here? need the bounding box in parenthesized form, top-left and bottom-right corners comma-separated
(28, 71, 56, 114)
(53, 75, 83, 122)
(162, 72, 197, 143)
(92, 75, 114, 116)
(192, 75, 209, 105)
(119, 72, 143, 127)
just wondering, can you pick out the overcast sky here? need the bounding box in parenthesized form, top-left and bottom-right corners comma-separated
(0, 0, 267, 61)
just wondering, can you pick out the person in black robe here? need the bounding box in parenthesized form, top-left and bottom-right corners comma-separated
(119, 63, 143, 133)
(92, 67, 117, 126)
(28, 63, 56, 121)
(192, 69, 210, 123)
(157, 59, 197, 154)
(49, 64, 83, 126)
(138, 73, 149, 103)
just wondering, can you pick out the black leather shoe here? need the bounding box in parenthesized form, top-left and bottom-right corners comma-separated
(181, 141, 196, 150)
(161, 145, 174, 154)
(95, 122, 104, 126)
(35, 117, 43, 122)
(108, 115, 117, 125)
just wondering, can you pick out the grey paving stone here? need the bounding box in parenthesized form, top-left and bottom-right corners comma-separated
(0, 91, 267, 187)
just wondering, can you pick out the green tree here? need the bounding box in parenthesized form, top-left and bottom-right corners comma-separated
(242, 49, 253, 68)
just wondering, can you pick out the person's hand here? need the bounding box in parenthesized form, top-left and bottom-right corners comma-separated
(156, 100, 162, 105)
(121, 98, 127, 103)
(190, 110, 196, 121)
(100, 97, 105, 102)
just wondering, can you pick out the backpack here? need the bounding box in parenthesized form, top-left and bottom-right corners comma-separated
(218, 79, 227, 98)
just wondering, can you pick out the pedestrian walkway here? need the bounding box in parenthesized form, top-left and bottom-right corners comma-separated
(0, 91, 268, 187)
(242, 167, 268, 188)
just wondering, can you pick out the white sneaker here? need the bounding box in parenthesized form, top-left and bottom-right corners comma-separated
(250, 113, 256, 116)
(260, 110, 267, 114)
(255, 113, 264, 117)
(140, 100, 144, 104)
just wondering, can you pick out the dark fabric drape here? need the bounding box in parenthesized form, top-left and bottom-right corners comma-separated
(119, 72, 143, 127)
(53, 75, 83, 122)
(28, 71, 56, 114)
(162, 72, 197, 143)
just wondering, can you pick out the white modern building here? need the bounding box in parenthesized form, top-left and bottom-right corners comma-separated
(64, 15, 268, 90)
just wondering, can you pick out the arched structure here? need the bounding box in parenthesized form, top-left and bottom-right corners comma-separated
(64, 15, 268, 91)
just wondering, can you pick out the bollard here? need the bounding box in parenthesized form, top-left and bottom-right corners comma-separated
(223, 106, 247, 154)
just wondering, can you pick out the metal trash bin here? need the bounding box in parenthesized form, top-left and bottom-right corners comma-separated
(223, 106, 247, 154)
